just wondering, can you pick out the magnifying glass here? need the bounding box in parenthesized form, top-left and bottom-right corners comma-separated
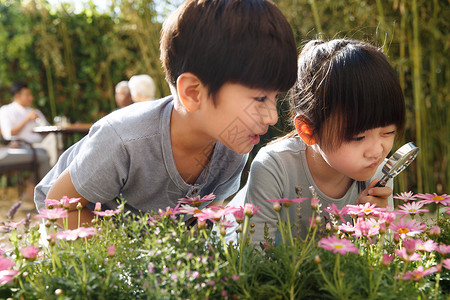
(374, 142, 420, 187)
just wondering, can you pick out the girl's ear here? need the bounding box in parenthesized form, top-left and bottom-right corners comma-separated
(176, 73, 206, 112)
(294, 115, 317, 145)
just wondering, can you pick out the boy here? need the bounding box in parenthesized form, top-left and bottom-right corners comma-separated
(34, 0, 298, 229)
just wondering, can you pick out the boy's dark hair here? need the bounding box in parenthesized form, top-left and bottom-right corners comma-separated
(291, 39, 406, 150)
(10, 81, 28, 97)
(160, 0, 297, 101)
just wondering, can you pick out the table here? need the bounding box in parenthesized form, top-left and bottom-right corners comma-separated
(33, 123, 92, 155)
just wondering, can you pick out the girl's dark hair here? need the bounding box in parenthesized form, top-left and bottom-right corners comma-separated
(10, 81, 28, 96)
(290, 39, 405, 151)
(160, 0, 297, 102)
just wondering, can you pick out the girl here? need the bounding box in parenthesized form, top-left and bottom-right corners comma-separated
(238, 39, 406, 244)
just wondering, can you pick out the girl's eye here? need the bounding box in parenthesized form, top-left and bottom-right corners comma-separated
(385, 130, 396, 136)
(351, 136, 365, 142)
(254, 96, 267, 102)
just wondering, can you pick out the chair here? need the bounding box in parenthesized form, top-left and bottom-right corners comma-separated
(0, 137, 39, 196)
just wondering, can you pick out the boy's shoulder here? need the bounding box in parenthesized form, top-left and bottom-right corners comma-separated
(96, 96, 173, 140)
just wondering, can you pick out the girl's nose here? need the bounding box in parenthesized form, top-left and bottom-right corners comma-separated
(264, 100, 278, 126)
(364, 139, 384, 159)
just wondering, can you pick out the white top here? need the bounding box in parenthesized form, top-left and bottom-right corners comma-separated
(0, 101, 48, 143)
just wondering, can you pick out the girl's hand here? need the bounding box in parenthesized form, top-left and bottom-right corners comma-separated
(356, 179, 392, 208)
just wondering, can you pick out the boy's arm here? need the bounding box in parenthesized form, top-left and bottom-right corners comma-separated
(47, 168, 95, 229)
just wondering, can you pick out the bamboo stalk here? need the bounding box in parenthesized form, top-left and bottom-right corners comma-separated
(308, 0, 323, 35)
(410, 0, 424, 192)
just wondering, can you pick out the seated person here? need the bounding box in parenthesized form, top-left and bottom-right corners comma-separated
(128, 74, 156, 102)
(0, 82, 58, 166)
(115, 81, 133, 109)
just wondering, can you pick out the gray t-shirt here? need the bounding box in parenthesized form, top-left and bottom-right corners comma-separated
(35, 96, 248, 215)
(226, 136, 392, 244)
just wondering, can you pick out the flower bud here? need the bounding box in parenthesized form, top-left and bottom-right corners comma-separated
(314, 255, 322, 264)
(94, 202, 102, 212)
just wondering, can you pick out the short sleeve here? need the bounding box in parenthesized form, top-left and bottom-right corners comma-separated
(69, 121, 130, 203)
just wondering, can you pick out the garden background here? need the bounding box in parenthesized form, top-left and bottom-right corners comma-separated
(0, 0, 448, 195)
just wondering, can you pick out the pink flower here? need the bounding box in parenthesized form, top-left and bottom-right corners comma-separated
(93, 208, 122, 218)
(382, 254, 394, 266)
(267, 197, 307, 208)
(231, 207, 245, 224)
(35, 207, 68, 221)
(195, 206, 239, 222)
(20, 245, 39, 261)
(397, 265, 439, 281)
(389, 219, 426, 239)
(0, 256, 14, 271)
(0, 218, 26, 232)
(107, 245, 116, 257)
(60, 196, 81, 208)
(377, 211, 396, 226)
(179, 204, 203, 215)
(442, 258, 450, 270)
(157, 204, 181, 220)
(394, 247, 421, 262)
(324, 203, 349, 222)
(45, 199, 62, 208)
(243, 203, 260, 217)
(353, 218, 380, 239)
(338, 222, 355, 234)
(346, 203, 385, 217)
(429, 225, 441, 237)
(402, 239, 417, 255)
(94, 202, 102, 212)
(416, 193, 450, 206)
(395, 202, 429, 218)
(318, 235, 359, 255)
(178, 193, 216, 207)
(393, 191, 418, 202)
(56, 227, 97, 241)
(415, 239, 438, 252)
(0, 269, 19, 284)
(437, 244, 450, 255)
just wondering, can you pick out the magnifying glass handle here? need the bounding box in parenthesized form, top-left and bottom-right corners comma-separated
(374, 175, 389, 187)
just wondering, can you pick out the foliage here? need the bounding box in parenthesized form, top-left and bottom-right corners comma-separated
(0, 0, 448, 193)
(1, 192, 450, 299)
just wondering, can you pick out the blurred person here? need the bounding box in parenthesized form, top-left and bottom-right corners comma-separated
(128, 74, 156, 102)
(115, 80, 133, 108)
(0, 81, 58, 166)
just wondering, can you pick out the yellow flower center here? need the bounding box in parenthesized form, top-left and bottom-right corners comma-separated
(432, 196, 444, 201)
(408, 209, 417, 213)
(363, 209, 372, 213)
(334, 244, 343, 249)
(398, 228, 410, 234)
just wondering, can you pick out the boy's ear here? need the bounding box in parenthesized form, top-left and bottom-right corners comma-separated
(294, 115, 316, 145)
(176, 73, 206, 112)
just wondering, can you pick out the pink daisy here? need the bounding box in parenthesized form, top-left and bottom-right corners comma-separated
(179, 204, 203, 215)
(20, 245, 40, 261)
(416, 193, 450, 206)
(178, 193, 216, 207)
(157, 204, 181, 220)
(0, 256, 14, 271)
(0, 269, 19, 284)
(195, 206, 239, 222)
(231, 207, 245, 224)
(389, 219, 426, 239)
(382, 253, 394, 266)
(393, 191, 418, 202)
(395, 202, 429, 218)
(346, 202, 385, 217)
(338, 222, 355, 234)
(436, 244, 450, 255)
(394, 247, 421, 262)
(353, 217, 380, 239)
(35, 207, 68, 221)
(243, 203, 260, 217)
(93, 208, 122, 218)
(442, 258, 450, 270)
(415, 239, 438, 252)
(397, 265, 439, 281)
(324, 203, 349, 222)
(56, 227, 97, 241)
(318, 235, 359, 255)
